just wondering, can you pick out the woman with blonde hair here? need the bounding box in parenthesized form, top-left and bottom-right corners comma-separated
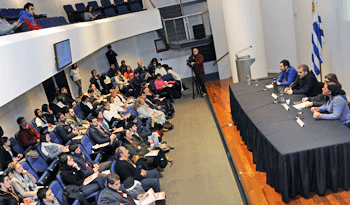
(136, 97, 166, 127)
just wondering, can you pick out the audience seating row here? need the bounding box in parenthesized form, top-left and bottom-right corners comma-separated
(0, 8, 47, 21)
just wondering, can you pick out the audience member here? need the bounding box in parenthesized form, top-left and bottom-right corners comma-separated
(0, 174, 21, 204)
(55, 113, 78, 145)
(40, 133, 67, 160)
(155, 63, 168, 76)
(114, 146, 160, 192)
(284, 64, 319, 97)
(18, 3, 42, 30)
(120, 60, 127, 74)
(311, 82, 350, 127)
(90, 70, 109, 95)
(58, 153, 105, 198)
(107, 64, 118, 78)
(115, 70, 130, 96)
(0, 137, 25, 171)
(124, 66, 134, 81)
(84, 5, 100, 21)
(49, 97, 69, 116)
(69, 143, 111, 176)
(100, 173, 137, 205)
(111, 86, 133, 108)
(102, 102, 125, 127)
(141, 91, 167, 115)
(0, 14, 21, 36)
(147, 58, 158, 78)
(122, 177, 150, 204)
(60, 87, 76, 107)
(16, 117, 40, 149)
(8, 161, 39, 201)
(302, 73, 343, 107)
(79, 95, 94, 118)
(136, 97, 166, 126)
(107, 95, 126, 114)
(42, 104, 56, 124)
(136, 61, 148, 75)
(89, 83, 106, 99)
(87, 88, 103, 109)
(70, 63, 83, 97)
(106, 45, 118, 67)
(65, 108, 89, 134)
(276, 59, 298, 86)
(88, 117, 120, 156)
(34, 109, 55, 133)
(126, 122, 165, 149)
(37, 187, 65, 205)
(122, 130, 168, 174)
(130, 71, 145, 97)
(154, 74, 174, 102)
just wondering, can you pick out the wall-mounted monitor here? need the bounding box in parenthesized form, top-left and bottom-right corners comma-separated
(54, 39, 72, 71)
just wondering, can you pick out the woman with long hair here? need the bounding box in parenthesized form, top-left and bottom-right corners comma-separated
(58, 153, 105, 197)
(136, 97, 166, 126)
(124, 66, 134, 81)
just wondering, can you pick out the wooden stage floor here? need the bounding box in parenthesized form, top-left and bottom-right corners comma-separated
(205, 78, 350, 205)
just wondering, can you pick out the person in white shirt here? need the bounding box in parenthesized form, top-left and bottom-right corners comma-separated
(70, 63, 82, 97)
(155, 64, 168, 76)
(102, 102, 126, 128)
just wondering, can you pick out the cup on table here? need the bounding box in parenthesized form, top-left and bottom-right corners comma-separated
(280, 96, 285, 103)
(286, 99, 290, 105)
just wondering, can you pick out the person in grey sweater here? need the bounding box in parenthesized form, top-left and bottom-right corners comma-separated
(40, 133, 68, 160)
(0, 15, 20, 36)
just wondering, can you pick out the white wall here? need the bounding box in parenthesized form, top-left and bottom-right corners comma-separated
(260, 0, 298, 73)
(207, 0, 231, 80)
(0, 9, 162, 107)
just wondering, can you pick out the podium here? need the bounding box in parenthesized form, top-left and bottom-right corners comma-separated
(236, 55, 255, 82)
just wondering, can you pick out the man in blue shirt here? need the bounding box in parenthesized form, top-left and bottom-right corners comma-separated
(276, 59, 298, 86)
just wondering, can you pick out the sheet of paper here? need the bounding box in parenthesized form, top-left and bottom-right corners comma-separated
(292, 101, 310, 110)
(265, 84, 273, 89)
(140, 188, 157, 205)
(144, 150, 159, 157)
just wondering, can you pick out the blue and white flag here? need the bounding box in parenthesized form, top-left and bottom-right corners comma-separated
(312, 0, 324, 76)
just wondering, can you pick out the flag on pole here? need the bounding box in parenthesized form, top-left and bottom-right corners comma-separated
(312, 0, 325, 76)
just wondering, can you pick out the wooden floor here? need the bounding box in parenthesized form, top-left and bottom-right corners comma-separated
(205, 78, 350, 205)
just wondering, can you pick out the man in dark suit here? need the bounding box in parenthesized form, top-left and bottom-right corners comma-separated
(284, 64, 320, 97)
(106, 45, 118, 68)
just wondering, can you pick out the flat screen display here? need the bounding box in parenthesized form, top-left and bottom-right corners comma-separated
(54, 39, 72, 70)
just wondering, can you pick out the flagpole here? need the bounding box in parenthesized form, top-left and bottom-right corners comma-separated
(319, 64, 322, 82)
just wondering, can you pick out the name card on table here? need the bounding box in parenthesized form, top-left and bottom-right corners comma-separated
(296, 118, 305, 127)
(271, 93, 278, 99)
(281, 103, 290, 110)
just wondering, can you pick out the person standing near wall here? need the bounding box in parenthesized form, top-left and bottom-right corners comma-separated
(190, 48, 207, 97)
(70, 63, 83, 97)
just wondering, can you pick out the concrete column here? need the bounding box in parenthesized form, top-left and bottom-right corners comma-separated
(221, 0, 268, 82)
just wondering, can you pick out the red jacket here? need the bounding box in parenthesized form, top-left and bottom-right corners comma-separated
(22, 18, 42, 30)
(194, 54, 204, 74)
(18, 125, 40, 148)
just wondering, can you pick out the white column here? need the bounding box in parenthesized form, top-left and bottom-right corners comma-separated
(221, 0, 268, 82)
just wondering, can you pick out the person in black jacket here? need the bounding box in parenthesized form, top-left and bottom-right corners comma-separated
(0, 174, 20, 205)
(41, 104, 56, 124)
(106, 45, 118, 67)
(59, 87, 76, 107)
(88, 117, 120, 157)
(284, 64, 320, 97)
(107, 64, 118, 78)
(0, 137, 25, 171)
(58, 153, 105, 198)
(49, 97, 69, 116)
(114, 146, 160, 192)
(55, 113, 78, 145)
(90, 70, 109, 95)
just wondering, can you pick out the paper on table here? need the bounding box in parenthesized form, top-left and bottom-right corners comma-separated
(292, 101, 310, 110)
(265, 84, 273, 89)
(57, 101, 65, 108)
(144, 150, 159, 157)
(72, 135, 83, 140)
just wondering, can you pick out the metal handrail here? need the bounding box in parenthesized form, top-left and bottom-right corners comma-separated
(213, 52, 229, 65)
(147, 0, 156, 9)
(163, 10, 209, 21)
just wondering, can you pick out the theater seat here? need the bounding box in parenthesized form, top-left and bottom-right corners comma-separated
(104, 8, 118, 17)
(117, 5, 129, 15)
(130, 2, 143, 12)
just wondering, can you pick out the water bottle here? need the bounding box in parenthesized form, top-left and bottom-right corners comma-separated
(273, 78, 277, 94)
(246, 75, 252, 85)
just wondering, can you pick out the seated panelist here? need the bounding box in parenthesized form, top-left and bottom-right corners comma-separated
(311, 82, 350, 128)
(276, 59, 298, 86)
(284, 64, 319, 97)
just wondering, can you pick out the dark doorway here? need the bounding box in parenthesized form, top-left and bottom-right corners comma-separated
(42, 70, 72, 102)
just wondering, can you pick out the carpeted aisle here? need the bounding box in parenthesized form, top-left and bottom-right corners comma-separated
(159, 77, 244, 205)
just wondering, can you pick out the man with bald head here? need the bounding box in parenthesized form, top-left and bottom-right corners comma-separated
(190, 48, 207, 96)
